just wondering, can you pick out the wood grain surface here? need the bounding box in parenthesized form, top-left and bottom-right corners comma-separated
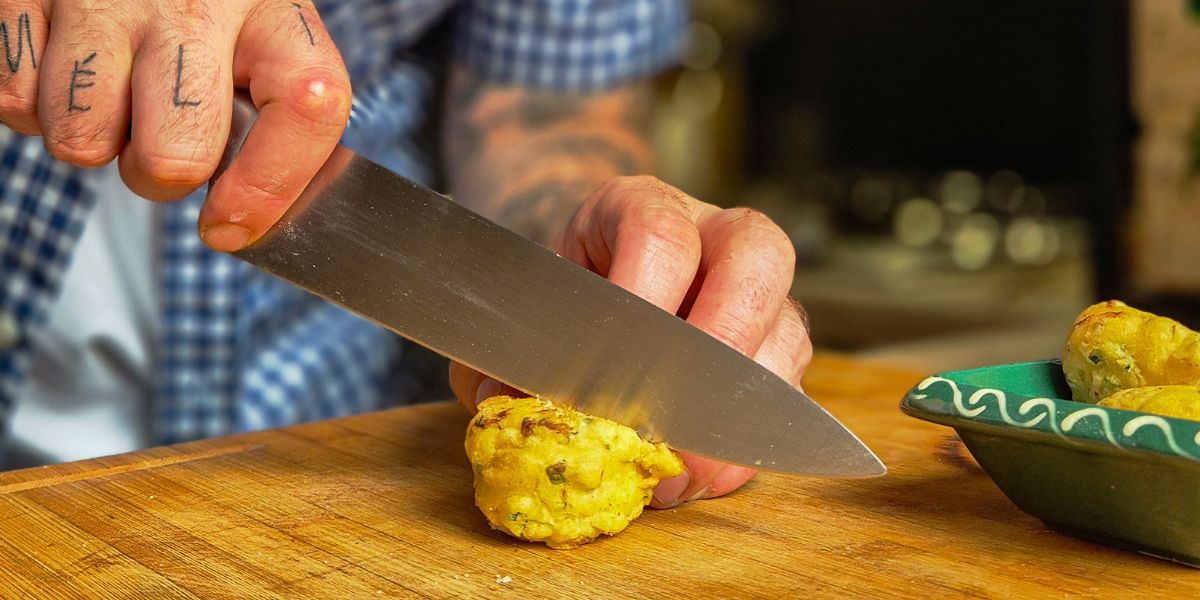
(1, 354, 1197, 598)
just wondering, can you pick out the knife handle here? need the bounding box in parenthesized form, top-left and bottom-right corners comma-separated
(210, 91, 259, 187)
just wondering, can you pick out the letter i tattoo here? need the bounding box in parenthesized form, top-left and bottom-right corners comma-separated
(293, 3, 316, 46)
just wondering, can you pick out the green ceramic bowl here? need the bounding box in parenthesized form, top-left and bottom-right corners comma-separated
(900, 359, 1200, 567)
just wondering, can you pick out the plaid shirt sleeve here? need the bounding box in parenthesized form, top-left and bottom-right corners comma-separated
(455, 0, 686, 90)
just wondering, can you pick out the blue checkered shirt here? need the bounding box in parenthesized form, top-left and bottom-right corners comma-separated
(0, 0, 684, 444)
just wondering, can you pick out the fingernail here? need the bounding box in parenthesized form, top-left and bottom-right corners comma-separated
(201, 223, 252, 252)
(652, 469, 691, 508)
(475, 379, 503, 407)
(684, 484, 712, 503)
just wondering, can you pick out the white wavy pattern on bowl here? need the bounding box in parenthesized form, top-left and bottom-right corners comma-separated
(913, 376, 1200, 459)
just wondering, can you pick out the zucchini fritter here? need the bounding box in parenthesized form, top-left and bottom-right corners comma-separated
(1063, 300, 1200, 404)
(464, 396, 682, 549)
(1098, 385, 1200, 420)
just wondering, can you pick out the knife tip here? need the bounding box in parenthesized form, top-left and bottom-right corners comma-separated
(835, 449, 888, 479)
(857, 442, 888, 478)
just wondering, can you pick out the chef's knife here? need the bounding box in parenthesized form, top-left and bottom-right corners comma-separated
(210, 96, 884, 477)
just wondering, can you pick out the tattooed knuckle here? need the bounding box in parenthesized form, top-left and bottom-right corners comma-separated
(0, 11, 38, 75)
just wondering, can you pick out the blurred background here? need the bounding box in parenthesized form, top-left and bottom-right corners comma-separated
(649, 0, 1200, 372)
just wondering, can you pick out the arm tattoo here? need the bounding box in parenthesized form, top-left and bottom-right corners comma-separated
(622, 85, 653, 133)
(487, 136, 640, 242)
(293, 3, 316, 46)
(446, 70, 653, 242)
(1, 12, 37, 73)
(67, 52, 96, 113)
(172, 45, 201, 108)
(446, 92, 589, 169)
(495, 180, 596, 245)
(538, 136, 641, 176)
(513, 95, 583, 129)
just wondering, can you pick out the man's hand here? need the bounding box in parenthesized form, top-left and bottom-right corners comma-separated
(0, 0, 350, 251)
(450, 176, 812, 508)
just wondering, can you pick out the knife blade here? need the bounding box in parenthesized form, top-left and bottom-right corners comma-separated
(211, 96, 884, 477)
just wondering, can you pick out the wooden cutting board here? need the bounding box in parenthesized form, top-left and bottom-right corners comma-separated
(1, 355, 1197, 598)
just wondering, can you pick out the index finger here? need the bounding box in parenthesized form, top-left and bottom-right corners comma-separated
(199, 1, 350, 252)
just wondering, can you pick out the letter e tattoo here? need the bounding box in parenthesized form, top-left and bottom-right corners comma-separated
(172, 44, 201, 108)
(67, 52, 97, 113)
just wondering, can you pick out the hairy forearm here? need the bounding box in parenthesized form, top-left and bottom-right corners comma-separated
(443, 66, 655, 245)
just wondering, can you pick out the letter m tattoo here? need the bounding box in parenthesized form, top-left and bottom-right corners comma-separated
(1, 12, 38, 73)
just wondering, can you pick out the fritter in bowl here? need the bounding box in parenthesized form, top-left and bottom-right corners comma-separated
(464, 395, 682, 549)
(1063, 300, 1200, 403)
(1098, 385, 1200, 421)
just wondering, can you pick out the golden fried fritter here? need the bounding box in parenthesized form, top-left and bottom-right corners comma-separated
(1098, 385, 1200, 420)
(1063, 300, 1200, 404)
(464, 396, 682, 549)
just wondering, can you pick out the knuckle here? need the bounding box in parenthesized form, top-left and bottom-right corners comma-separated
(283, 71, 352, 131)
(617, 174, 666, 190)
(633, 202, 693, 232)
(0, 90, 38, 120)
(777, 308, 813, 366)
(593, 176, 700, 226)
(730, 207, 780, 236)
(707, 316, 763, 356)
(583, 178, 621, 204)
(138, 151, 213, 189)
(627, 205, 701, 260)
(45, 121, 120, 167)
(618, 175, 693, 211)
(47, 138, 116, 167)
(75, 0, 126, 11)
(232, 169, 292, 205)
(162, 0, 217, 26)
(729, 207, 796, 272)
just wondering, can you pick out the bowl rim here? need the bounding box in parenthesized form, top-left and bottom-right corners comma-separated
(900, 359, 1200, 466)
